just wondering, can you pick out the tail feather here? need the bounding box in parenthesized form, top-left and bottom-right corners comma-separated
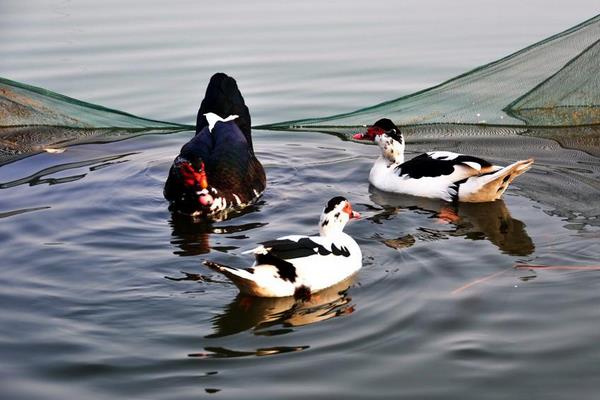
(203, 260, 257, 292)
(458, 159, 534, 202)
(196, 73, 252, 147)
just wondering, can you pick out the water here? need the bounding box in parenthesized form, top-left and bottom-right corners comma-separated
(1, 1, 600, 399)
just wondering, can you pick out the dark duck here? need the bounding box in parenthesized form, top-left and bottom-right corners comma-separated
(164, 73, 266, 218)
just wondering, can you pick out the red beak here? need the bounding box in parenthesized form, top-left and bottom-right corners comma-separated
(343, 201, 361, 219)
(352, 126, 383, 141)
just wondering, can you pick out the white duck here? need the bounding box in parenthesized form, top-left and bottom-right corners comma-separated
(204, 196, 362, 298)
(353, 119, 534, 202)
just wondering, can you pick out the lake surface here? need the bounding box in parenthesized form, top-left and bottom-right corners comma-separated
(1, 1, 600, 399)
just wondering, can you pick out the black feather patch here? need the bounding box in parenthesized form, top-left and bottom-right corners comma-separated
(455, 155, 492, 168)
(373, 118, 400, 132)
(294, 285, 312, 301)
(385, 129, 403, 145)
(395, 153, 492, 179)
(261, 238, 351, 259)
(324, 196, 347, 214)
(331, 244, 350, 257)
(260, 239, 322, 259)
(450, 177, 468, 202)
(255, 252, 297, 282)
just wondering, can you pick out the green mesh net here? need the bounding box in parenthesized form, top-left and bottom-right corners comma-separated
(0, 77, 188, 130)
(0, 77, 191, 165)
(261, 15, 600, 131)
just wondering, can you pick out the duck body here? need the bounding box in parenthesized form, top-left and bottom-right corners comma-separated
(205, 197, 362, 298)
(207, 233, 361, 297)
(356, 119, 533, 203)
(369, 150, 533, 202)
(164, 73, 265, 218)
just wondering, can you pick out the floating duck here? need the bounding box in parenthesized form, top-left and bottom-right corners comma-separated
(164, 73, 266, 218)
(204, 196, 362, 298)
(353, 119, 533, 202)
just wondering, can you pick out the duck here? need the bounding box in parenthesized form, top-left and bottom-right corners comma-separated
(204, 196, 362, 298)
(164, 73, 266, 218)
(353, 118, 533, 202)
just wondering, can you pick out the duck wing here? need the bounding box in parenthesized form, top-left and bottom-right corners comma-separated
(202, 121, 265, 202)
(396, 151, 497, 181)
(255, 236, 351, 260)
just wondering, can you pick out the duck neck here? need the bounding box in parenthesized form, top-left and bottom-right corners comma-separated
(320, 227, 346, 239)
(377, 134, 405, 166)
(319, 215, 347, 238)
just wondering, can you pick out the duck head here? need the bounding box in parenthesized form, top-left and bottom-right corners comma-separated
(319, 196, 360, 237)
(173, 156, 217, 213)
(353, 118, 405, 164)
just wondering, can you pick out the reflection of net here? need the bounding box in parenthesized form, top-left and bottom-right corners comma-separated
(262, 15, 600, 130)
(0, 77, 188, 129)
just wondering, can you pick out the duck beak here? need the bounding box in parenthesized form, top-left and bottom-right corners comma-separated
(199, 193, 213, 206)
(343, 201, 360, 219)
(353, 127, 380, 141)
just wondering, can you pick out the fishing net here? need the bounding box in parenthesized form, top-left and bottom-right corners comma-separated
(0, 77, 190, 165)
(261, 15, 600, 131)
(0, 77, 189, 129)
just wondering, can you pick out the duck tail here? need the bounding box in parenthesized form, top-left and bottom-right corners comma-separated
(196, 73, 252, 147)
(458, 159, 534, 202)
(203, 260, 257, 293)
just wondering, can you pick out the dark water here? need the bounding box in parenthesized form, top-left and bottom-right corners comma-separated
(2, 1, 600, 399)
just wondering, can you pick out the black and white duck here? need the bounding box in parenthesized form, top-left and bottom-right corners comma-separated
(353, 118, 533, 202)
(204, 196, 362, 298)
(164, 73, 266, 218)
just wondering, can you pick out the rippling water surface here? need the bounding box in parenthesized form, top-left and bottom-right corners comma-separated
(1, 1, 600, 399)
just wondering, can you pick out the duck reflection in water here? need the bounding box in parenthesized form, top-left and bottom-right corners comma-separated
(207, 276, 356, 338)
(369, 188, 534, 256)
(168, 209, 266, 256)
